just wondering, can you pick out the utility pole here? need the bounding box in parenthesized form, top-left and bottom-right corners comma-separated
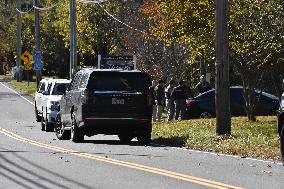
(70, 0, 77, 79)
(215, 0, 231, 135)
(16, 0, 22, 82)
(34, 0, 42, 87)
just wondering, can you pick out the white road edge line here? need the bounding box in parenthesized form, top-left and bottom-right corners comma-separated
(0, 82, 283, 166)
(0, 82, 35, 106)
(170, 147, 283, 166)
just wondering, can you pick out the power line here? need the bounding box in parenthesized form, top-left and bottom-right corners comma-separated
(15, 0, 64, 13)
(78, 0, 146, 34)
(14, 0, 34, 14)
(98, 3, 146, 34)
(16, 7, 34, 14)
(77, 0, 101, 4)
(77, 0, 106, 3)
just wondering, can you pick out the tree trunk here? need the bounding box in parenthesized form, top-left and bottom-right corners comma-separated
(241, 73, 257, 121)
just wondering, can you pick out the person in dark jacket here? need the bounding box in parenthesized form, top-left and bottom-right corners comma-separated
(150, 80, 158, 122)
(195, 75, 211, 94)
(171, 79, 189, 120)
(155, 79, 166, 122)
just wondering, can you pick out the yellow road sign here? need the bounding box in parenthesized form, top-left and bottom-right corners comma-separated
(23, 62, 32, 70)
(20, 51, 33, 63)
(2, 63, 9, 74)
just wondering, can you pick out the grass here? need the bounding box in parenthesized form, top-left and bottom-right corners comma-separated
(0, 74, 37, 96)
(10, 79, 37, 96)
(152, 116, 281, 161)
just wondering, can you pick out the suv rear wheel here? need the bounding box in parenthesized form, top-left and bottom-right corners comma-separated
(71, 113, 84, 143)
(35, 104, 41, 122)
(137, 122, 152, 145)
(118, 132, 134, 144)
(45, 110, 54, 132)
(55, 115, 71, 140)
(41, 112, 45, 131)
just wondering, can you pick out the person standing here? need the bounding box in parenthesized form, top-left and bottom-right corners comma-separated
(155, 79, 166, 122)
(150, 80, 158, 122)
(165, 79, 175, 121)
(171, 79, 188, 120)
(195, 75, 212, 94)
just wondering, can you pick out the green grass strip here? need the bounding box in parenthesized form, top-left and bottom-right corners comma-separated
(152, 117, 280, 161)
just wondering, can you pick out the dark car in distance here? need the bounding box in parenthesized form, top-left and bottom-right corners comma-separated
(55, 68, 153, 144)
(185, 86, 279, 118)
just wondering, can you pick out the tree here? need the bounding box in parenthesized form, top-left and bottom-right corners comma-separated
(229, 0, 284, 120)
(141, 0, 284, 121)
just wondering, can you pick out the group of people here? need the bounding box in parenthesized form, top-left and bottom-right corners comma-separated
(151, 75, 211, 122)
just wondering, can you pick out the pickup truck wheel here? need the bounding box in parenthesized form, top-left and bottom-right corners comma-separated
(35, 105, 41, 122)
(137, 122, 152, 145)
(41, 113, 45, 131)
(71, 113, 84, 143)
(280, 126, 284, 163)
(118, 133, 133, 144)
(55, 116, 71, 140)
(44, 108, 54, 132)
(45, 117, 54, 132)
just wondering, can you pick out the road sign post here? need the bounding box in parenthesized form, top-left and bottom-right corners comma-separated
(21, 51, 33, 87)
(27, 70, 30, 86)
(20, 51, 33, 63)
(33, 51, 43, 70)
(17, 51, 33, 83)
(16, 0, 22, 82)
(33, 50, 43, 88)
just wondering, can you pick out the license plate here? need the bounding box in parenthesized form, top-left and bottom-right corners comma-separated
(112, 98, 124, 105)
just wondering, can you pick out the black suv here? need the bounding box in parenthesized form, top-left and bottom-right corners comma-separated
(55, 68, 153, 144)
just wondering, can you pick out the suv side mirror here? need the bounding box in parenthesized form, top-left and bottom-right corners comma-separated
(57, 85, 66, 95)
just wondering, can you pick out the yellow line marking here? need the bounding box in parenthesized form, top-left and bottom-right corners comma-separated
(0, 128, 244, 189)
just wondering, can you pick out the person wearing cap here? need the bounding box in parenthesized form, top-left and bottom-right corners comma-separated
(170, 79, 189, 120)
(165, 79, 176, 121)
(195, 75, 211, 94)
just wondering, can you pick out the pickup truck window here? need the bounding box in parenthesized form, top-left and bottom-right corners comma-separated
(52, 83, 70, 95)
(46, 83, 52, 95)
(39, 82, 46, 92)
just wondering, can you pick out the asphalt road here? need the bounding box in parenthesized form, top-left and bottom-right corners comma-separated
(1, 81, 284, 189)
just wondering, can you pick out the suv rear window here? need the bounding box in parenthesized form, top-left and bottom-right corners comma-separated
(88, 72, 150, 92)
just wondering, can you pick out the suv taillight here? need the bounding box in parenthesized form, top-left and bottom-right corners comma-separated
(82, 89, 91, 104)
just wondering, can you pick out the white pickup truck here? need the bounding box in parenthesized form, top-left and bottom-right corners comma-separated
(35, 78, 70, 131)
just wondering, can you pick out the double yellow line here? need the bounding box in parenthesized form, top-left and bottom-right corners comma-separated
(0, 128, 244, 189)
